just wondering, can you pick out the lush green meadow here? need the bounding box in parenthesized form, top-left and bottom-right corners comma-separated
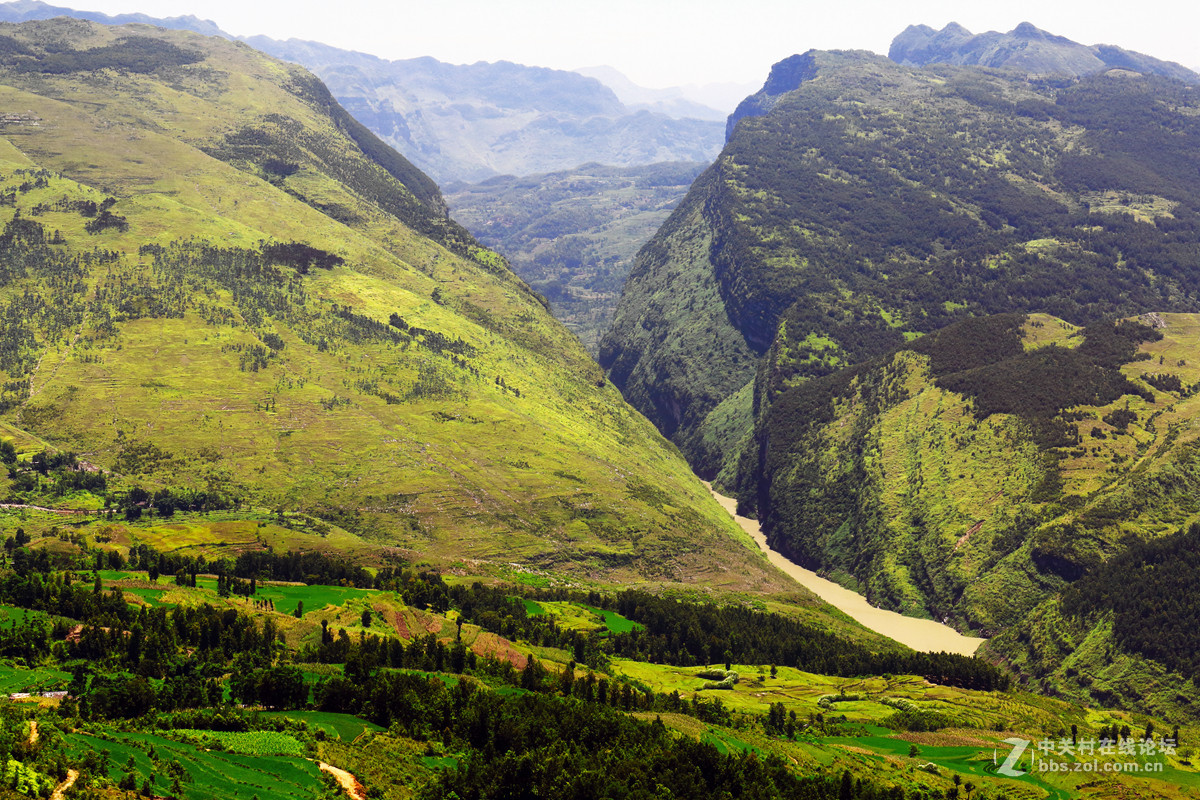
(60, 731, 325, 800)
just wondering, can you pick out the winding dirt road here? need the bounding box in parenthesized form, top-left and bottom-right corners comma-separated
(319, 762, 366, 800)
(708, 484, 984, 656)
(50, 770, 78, 800)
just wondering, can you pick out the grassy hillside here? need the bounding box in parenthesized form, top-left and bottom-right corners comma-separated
(990, 522, 1200, 724)
(0, 18, 783, 591)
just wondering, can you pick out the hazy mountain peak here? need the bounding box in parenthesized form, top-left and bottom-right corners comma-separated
(0, 0, 226, 36)
(1010, 21, 1054, 40)
(889, 21, 1200, 83)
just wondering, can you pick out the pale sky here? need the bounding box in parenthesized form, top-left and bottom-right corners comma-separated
(62, 0, 1200, 88)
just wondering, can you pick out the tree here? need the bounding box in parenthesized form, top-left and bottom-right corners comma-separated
(559, 660, 576, 696)
(521, 654, 544, 690)
(361, 609, 372, 628)
(257, 665, 307, 709)
(839, 770, 853, 800)
(294, 600, 304, 618)
(153, 489, 176, 518)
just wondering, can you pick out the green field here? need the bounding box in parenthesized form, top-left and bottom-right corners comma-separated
(0, 664, 71, 694)
(253, 583, 380, 615)
(259, 711, 383, 742)
(0, 604, 52, 629)
(581, 604, 642, 633)
(522, 598, 544, 616)
(170, 730, 306, 757)
(61, 731, 324, 800)
(524, 600, 642, 634)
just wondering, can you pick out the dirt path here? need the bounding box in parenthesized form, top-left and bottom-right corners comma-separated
(50, 769, 78, 800)
(707, 484, 985, 656)
(27, 719, 38, 744)
(319, 762, 366, 800)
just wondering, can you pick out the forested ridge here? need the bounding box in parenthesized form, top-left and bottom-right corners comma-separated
(601, 47, 1200, 721)
(603, 49, 1200, 473)
(1060, 523, 1200, 677)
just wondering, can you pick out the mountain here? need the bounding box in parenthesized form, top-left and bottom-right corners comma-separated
(246, 39, 724, 184)
(573, 66, 729, 120)
(604, 47, 1200, 476)
(0, 1, 727, 185)
(600, 42, 1200, 664)
(0, 0, 225, 35)
(993, 515, 1200, 721)
(445, 161, 706, 353)
(746, 308, 1200, 722)
(890, 21, 1200, 84)
(0, 17, 784, 592)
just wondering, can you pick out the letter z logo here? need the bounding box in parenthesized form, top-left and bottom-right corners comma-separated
(998, 738, 1029, 777)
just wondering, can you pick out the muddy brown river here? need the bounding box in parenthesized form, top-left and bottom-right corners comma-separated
(708, 485, 985, 656)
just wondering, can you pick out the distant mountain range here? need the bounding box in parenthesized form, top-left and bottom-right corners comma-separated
(244, 38, 724, 184)
(0, 0, 223, 34)
(890, 21, 1200, 83)
(0, 0, 725, 184)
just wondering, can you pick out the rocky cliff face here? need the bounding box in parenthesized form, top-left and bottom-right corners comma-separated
(725, 51, 822, 140)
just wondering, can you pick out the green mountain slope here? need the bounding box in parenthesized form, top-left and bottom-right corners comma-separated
(724, 309, 1200, 721)
(601, 49, 1200, 480)
(0, 19, 782, 592)
(746, 312, 1200, 624)
(990, 520, 1200, 722)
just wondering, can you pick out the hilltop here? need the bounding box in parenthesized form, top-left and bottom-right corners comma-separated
(0, 18, 781, 592)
